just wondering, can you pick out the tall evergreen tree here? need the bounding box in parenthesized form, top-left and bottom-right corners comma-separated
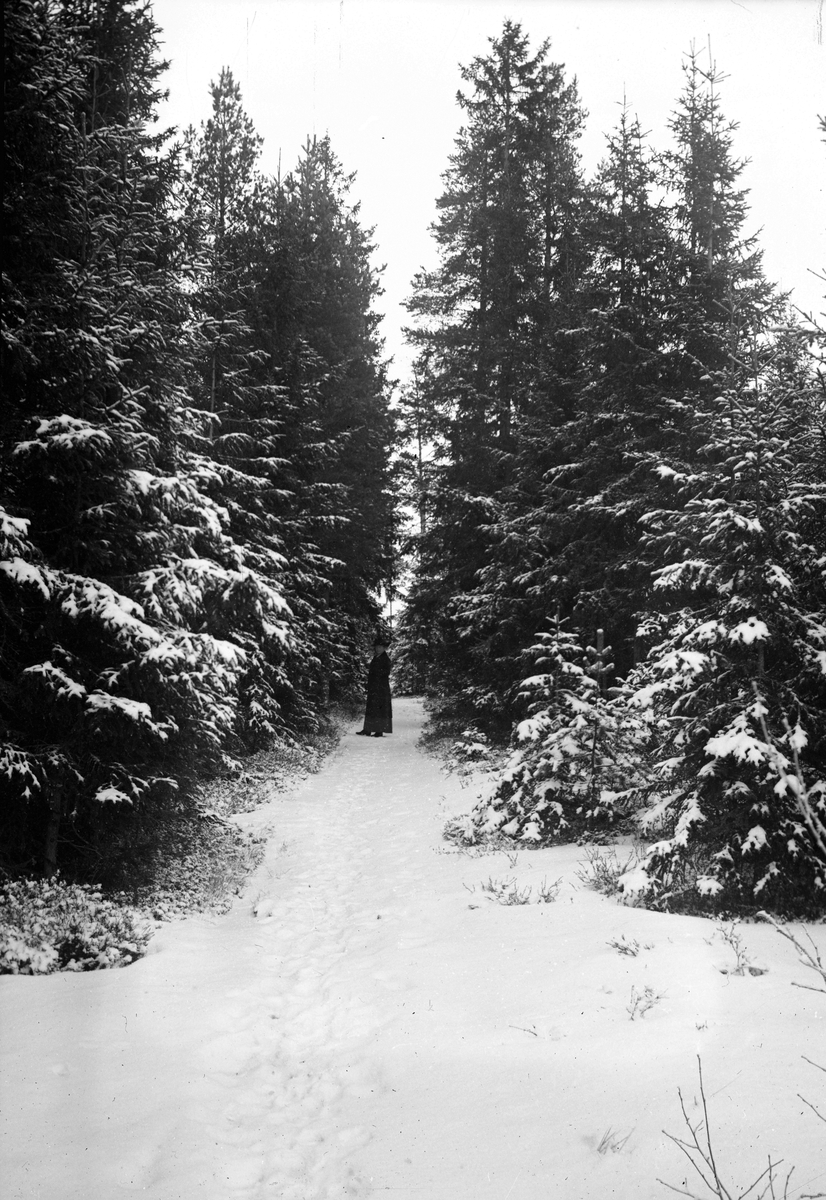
(181, 67, 267, 431)
(403, 21, 587, 722)
(256, 135, 396, 708)
(1, 1, 287, 874)
(2, 5, 395, 879)
(461, 104, 680, 704)
(405, 44, 778, 737)
(623, 322, 826, 914)
(179, 69, 296, 739)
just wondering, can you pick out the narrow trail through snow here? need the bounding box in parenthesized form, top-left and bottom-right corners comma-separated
(3, 699, 487, 1200)
(2, 697, 823, 1200)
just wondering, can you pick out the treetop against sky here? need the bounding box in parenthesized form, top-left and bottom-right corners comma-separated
(154, 0, 825, 373)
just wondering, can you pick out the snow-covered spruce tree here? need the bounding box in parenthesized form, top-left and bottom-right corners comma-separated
(402, 21, 588, 728)
(1, 0, 287, 876)
(256, 135, 397, 712)
(621, 325, 826, 915)
(177, 69, 297, 741)
(446, 620, 648, 846)
(459, 102, 687, 707)
(459, 45, 776, 726)
(0, 504, 250, 875)
(180, 88, 395, 728)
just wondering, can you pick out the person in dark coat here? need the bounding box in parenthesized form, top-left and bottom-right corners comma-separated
(356, 638, 392, 736)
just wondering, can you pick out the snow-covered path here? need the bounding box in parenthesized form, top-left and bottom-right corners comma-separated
(2, 698, 824, 1199)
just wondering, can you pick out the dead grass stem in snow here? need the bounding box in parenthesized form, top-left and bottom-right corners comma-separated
(576, 844, 642, 895)
(626, 984, 666, 1019)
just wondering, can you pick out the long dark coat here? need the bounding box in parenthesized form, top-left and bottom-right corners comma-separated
(362, 651, 392, 734)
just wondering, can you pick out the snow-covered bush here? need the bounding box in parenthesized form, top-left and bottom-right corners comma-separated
(620, 330, 826, 915)
(445, 726, 493, 781)
(0, 877, 152, 975)
(446, 621, 649, 845)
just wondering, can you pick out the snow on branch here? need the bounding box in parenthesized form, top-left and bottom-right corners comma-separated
(752, 687, 826, 869)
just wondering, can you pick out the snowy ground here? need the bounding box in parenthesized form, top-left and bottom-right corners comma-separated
(2, 697, 824, 1200)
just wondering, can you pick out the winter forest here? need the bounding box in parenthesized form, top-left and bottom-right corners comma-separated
(2, 0, 825, 961)
(2, 2, 826, 1196)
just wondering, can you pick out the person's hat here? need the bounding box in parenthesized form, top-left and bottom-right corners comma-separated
(373, 632, 391, 646)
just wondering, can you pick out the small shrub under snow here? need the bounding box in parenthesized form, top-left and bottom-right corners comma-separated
(576, 845, 643, 897)
(0, 876, 152, 975)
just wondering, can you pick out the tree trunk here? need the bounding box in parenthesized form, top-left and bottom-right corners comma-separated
(44, 782, 64, 877)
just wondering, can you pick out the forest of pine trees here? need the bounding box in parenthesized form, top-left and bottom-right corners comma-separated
(2, 5, 824, 918)
(1, 0, 395, 880)
(398, 22, 825, 916)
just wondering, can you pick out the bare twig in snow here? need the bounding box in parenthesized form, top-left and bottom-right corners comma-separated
(756, 911, 826, 993)
(798, 1093, 826, 1126)
(658, 1056, 795, 1199)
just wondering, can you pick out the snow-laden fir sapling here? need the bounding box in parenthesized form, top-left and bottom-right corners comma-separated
(620, 329, 826, 918)
(444, 621, 649, 847)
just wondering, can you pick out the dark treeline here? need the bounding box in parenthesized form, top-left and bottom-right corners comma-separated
(2, 0, 395, 877)
(397, 23, 826, 914)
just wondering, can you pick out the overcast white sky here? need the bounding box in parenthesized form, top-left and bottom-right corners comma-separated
(153, 0, 825, 379)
